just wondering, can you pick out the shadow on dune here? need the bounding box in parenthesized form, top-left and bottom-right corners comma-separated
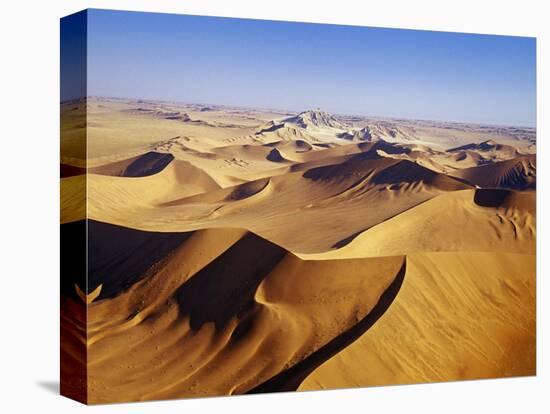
(176, 232, 287, 330)
(88, 220, 192, 300)
(473, 188, 512, 207)
(256, 123, 286, 134)
(266, 148, 286, 162)
(122, 151, 174, 177)
(247, 260, 406, 394)
(370, 160, 441, 185)
(313, 143, 332, 149)
(91, 151, 175, 177)
(302, 153, 384, 182)
(225, 179, 270, 201)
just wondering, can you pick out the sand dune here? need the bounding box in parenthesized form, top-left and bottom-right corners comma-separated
(88, 154, 471, 253)
(88, 157, 222, 212)
(267, 139, 313, 152)
(299, 188, 535, 259)
(448, 139, 521, 159)
(300, 252, 535, 390)
(61, 98, 537, 403)
(381, 139, 529, 173)
(90, 151, 174, 177)
(82, 223, 406, 403)
(452, 155, 536, 190)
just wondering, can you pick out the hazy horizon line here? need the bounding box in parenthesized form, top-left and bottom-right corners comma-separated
(68, 95, 537, 130)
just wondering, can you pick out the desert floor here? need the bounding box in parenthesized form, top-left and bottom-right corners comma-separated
(61, 97, 536, 403)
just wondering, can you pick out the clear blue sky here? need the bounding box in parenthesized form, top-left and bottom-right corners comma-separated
(82, 9, 536, 127)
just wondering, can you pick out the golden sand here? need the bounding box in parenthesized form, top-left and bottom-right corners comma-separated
(60, 98, 536, 403)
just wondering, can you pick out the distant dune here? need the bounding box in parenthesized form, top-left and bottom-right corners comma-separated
(448, 139, 520, 156)
(300, 188, 534, 259)
(87, 153, 476, 254)
(451, 154, 536, 190)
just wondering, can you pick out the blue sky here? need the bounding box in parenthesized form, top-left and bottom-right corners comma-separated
(81, 9, 536, 127)
(60, 11, 86, 102)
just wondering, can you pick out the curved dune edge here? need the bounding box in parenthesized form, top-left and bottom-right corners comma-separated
(298, 188, 535, 260)
(450, 154, 536, 190)
(248, 260, 406, 394)
(83, 224, 406, 403)
(299, 251, 536, 390)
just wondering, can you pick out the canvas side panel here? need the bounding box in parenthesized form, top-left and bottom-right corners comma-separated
(60, 9, 88, 405)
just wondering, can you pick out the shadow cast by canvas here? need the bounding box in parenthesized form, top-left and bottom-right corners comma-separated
(36, 380, 59, 395)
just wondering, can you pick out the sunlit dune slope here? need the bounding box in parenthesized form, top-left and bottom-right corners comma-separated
(299, 188, 535, 259)
(299, 251, 536, 390)
(451, 154, 536, 190)
(447, 139, 521, 160)
(89, 156, 222, 207)
(82, 222, 406, 403)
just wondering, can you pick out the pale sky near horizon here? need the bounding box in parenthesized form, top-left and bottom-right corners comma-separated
(66, 9, 536, 127)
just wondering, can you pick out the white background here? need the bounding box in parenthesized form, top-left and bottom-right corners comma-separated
(0, 0, 548, 412)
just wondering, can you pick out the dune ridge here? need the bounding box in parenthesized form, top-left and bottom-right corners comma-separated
(451, 154, 536, 190)
(300, 251, 536, 390)
(82, 223, 406, 402)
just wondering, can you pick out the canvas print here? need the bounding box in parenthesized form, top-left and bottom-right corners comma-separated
(60, 9, 536, 404)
